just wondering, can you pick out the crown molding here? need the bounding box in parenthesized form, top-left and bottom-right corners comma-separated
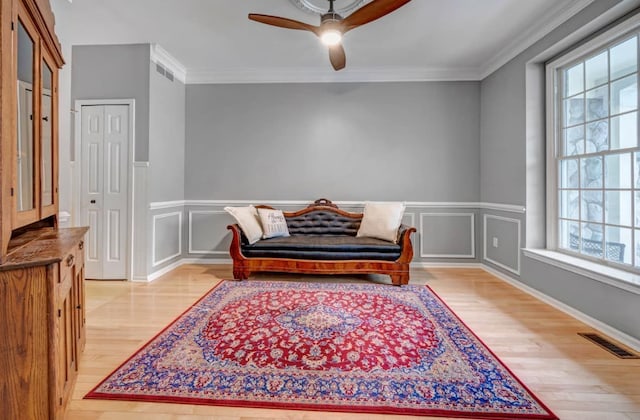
(150, 44, 187, 83)
(185, 66, 481, 84)
(479, 0, 595, 79)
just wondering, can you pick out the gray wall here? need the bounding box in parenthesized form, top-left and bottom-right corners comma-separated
(72, 44, 150, 161)
(149, 63, 186, 202)
(185, 82, 480, 201)
(481, 0, 640, 341)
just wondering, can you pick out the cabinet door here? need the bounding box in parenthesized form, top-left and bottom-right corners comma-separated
(40, 51, 58, 219)
(55, 261, 77, 414)
(14, 10, 41, 228)
(73, 244, 86, 353)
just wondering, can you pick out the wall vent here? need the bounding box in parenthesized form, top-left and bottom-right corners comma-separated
(154, 62, 174, 82)
(578, 333, 639, 359)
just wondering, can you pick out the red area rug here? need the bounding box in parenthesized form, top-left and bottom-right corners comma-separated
(86, 280, 557, 419)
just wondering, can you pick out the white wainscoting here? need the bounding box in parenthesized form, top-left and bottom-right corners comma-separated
(152, 211, 182, 267)
(483, 214, 521, 275)
(419, 212, 476, 259)
(188, 210, 230, 255)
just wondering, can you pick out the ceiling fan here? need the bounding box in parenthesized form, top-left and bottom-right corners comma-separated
(248, 0, 411, 71)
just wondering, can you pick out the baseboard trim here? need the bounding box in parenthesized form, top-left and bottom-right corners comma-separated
(411, 262, 483, 268)
(144, 258, 233, 281)
(181, 258, 233, 265)
(482, 264, 640, 352)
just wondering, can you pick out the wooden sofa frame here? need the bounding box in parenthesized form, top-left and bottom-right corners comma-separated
(227, 200, 416, 285)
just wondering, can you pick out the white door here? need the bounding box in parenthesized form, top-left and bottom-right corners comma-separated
(81, 105, 129, 279)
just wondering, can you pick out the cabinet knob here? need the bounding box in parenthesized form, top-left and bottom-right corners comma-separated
(76, 305, 82, 310)
(78, 241, 84, 250)
(66, 254, 74, 267)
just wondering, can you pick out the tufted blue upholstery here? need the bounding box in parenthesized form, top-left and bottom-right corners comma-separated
(285, 210, 361, 235)
(242, 235, 401, 261)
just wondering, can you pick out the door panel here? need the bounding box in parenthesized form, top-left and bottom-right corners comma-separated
(81, 104, 129, 279)
(102, 106, 128, 278)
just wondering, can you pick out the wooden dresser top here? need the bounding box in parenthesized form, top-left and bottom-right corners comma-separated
(0, 227, 89, 271)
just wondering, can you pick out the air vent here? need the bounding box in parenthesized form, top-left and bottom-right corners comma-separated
(154, 62, 174, 82)
(578, 333, 639, 359)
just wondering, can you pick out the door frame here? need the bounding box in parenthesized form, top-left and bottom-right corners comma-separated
(73, 99, 135, 280)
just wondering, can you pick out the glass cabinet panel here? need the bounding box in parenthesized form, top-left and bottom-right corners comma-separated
(41, 61, 53, 207)
(16, 20, 35, 212)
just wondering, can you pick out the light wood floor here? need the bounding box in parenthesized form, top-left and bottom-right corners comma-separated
(66, 265, 640, 420)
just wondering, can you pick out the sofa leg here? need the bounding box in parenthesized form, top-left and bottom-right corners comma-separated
(233, 266, 249, 280)
(390, 273, 410, 286)
(390, 274, 402, 286)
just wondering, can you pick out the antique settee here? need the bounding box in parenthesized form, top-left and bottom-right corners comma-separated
(227, 199, 416, 285)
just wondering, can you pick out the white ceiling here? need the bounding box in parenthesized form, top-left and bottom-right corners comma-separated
(51, 0, 594, 83)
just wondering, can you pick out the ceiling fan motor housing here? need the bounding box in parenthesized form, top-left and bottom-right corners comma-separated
(321, 12, 343, 24)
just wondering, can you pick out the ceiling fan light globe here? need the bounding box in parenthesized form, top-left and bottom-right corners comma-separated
(321, 29, 342, 46)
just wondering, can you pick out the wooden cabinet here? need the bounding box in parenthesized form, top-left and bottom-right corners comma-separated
(0, 0, 64, 263)
(0, 1, 87, 418)
(0, 227, 88, 420)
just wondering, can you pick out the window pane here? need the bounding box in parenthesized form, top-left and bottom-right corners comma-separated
(559, 219, 579, 250)
(581, 191, 603, 222)
(560, 190, 579, 219)
(635, 229, 640, 267)
(611, 36, 637, 80)
(585, 121, 608, 152)
(581, 156, 602, 188)
(556, 32, 640, 269)
(611, 74, 637, 115)
(564, 63, 584, 97)
(585, 51, 608, 89)
(581, 222, 603, 257)
(604, 153, 631, 188)
(635, 153, 640, 188)
(635, 192, 640, 227)
(564, 95, 585, 125)
(560, 159, 579, 188)
(564, 125, 584, 155)
(605, 191, 632, 226)
(605, 225, 631, 264)
(611, 112, 637, 150)
(586, 86, 608, 121)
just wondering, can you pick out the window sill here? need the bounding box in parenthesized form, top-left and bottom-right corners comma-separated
(522, 249, 640, 295)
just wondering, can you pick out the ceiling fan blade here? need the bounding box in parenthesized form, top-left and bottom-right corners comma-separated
(342, 0, 411, 32)
(248, 14, 320, 36)
(329, 44, 346, 71)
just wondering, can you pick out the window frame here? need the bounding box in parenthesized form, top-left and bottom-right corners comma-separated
(546, 13, 640, 272)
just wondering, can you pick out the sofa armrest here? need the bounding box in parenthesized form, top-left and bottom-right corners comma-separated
(227, 224, 248, 260)
(397, 224, 417, 264)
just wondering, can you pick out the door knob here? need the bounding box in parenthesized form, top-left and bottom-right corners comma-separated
(90, 200, 96, 204)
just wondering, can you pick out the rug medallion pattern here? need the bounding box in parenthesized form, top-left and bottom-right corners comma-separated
(86, 281, 557, 419)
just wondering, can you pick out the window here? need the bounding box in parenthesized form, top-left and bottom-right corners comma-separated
(548, 21, 640, 270)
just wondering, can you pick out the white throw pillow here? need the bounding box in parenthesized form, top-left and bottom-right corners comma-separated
(356, 202, 405, 243)
(258, 208, 290, 239)
(224, 205, 263, 244)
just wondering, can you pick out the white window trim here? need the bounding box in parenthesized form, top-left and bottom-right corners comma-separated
(546, 13, 640, 274)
